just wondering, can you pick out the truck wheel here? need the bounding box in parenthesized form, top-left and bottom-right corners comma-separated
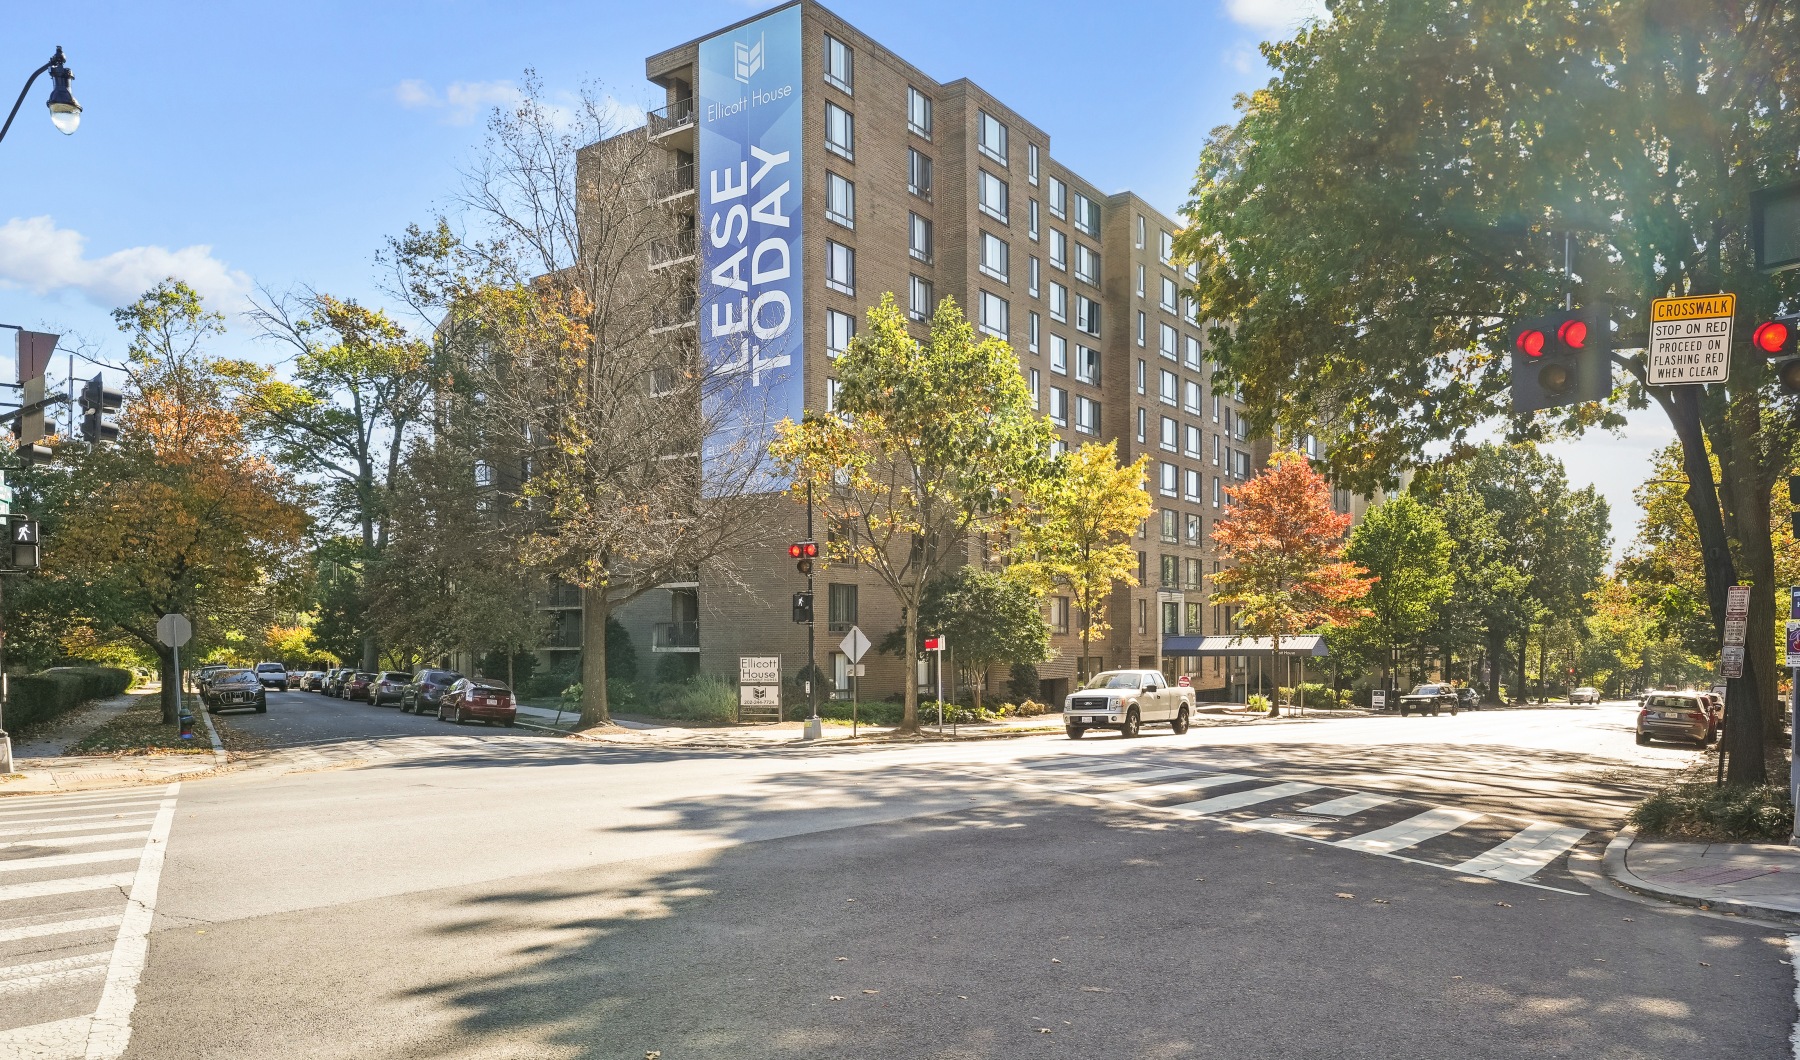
(1171, 706, 1190, 735)
(1122, 708, 1141, 738)
(1400, 707, 1409, 717)
(1066, 726, 1086, 740)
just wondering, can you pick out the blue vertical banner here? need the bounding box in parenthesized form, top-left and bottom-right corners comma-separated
(697, 5, 804, 492)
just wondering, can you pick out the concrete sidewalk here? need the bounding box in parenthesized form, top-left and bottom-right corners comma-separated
(1, 690, 228, 795)
(1605, 829, 1800, 924)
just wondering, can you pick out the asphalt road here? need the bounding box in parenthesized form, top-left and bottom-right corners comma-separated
(210, 686, 530, 748)
(7, 698, 1792, 1058)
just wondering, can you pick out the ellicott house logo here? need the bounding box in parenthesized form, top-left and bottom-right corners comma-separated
(734, 33, 765, 82)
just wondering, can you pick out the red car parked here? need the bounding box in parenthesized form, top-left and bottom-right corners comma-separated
(342, 671, 376, 701)
(437, 678, 516, 727)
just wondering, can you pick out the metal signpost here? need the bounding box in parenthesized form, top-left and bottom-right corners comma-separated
(1647, 294, 1735, 386)
(1718, 585, 1750, 784)
(839, 625, 869, 737)
(156, 613, 192, 725)
(1790, 587, 1800, 843)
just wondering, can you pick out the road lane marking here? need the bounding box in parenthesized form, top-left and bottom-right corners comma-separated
(1297, 793, 1400, 817)
(0, 873, 135, 904)
(84, 782, 179, 1059)
(0, 848, 145, 874)
(1169, 781, 1324, 815)
(0, 949, 113, 981)
(2, 831, 153, 850)
(1067, 767, 1195, 785)
(1089, 773, 1256, 803)
(1787, 935, 1800, 1060)
(1019, 758, 1137, 775)
(0, 913, 124, 944)
(0, 812, 158, 835)
(0, 797, 163, 818)
(1451, 822, 1588, 882)
(0, 1014, 90, 1057)
(1336, 807, 1485, 855)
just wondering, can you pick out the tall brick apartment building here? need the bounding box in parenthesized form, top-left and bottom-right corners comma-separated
(546, 0, 1279, 706)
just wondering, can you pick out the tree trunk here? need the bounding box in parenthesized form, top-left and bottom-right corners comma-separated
(579, 585, 611, 729)
(157, 645, 179, 724)
(901, 601, 920, 733)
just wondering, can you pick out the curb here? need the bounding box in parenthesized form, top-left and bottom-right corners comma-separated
(1601, 826, 1800, 928)
(197, 702, 228, 768)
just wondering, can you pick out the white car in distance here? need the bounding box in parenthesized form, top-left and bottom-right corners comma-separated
(1064, 670, 1196, 739)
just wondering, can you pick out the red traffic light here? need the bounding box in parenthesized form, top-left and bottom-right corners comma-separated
(1515, 328, 1546, 358)
(788, 543, 802, 558)
(1755, 320, 1792, 355)
(788, 541, 818, 558)
(1557, 318, 1588, 349)
(802, 542, 818, 557)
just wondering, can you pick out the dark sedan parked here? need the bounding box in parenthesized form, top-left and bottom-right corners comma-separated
(302, 671, 326, 692)
(437, 677, 516, 727)
(204, 668, 268, 713)
(401, 669, 463, 715)
(324, 669, 351, 697)
(370, 671, 410, 706)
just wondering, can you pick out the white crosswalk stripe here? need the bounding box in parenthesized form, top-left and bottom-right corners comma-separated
(0, 782, 179, 1059)
(1451, 822, 1588, 882)
(1335, 808, 1486, 856)
(1171, 781, 1325, 815)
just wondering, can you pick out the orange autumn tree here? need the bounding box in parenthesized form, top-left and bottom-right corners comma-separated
(1212, 451, 1373, 714)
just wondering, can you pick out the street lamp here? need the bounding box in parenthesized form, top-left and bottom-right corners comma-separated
(0, 46, 80, 145)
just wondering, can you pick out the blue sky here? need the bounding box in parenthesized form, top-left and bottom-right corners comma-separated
(0, 0, 1660, 554)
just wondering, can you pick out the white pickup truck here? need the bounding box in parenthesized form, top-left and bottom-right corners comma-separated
(1063, 670, 1196, 739)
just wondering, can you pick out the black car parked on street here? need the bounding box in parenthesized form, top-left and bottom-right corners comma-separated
(402, 669, 464, 715)
(204, 668, 268, 713)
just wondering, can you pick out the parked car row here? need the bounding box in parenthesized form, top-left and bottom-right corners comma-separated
(291, 665, 517, 727)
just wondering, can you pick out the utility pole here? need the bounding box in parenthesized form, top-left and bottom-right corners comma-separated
(806, 481, 817, 724)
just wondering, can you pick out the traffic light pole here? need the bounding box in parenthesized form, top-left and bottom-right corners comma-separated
(806, 482, 818, 725)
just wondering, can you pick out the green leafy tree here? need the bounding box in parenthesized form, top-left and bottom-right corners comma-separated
(1175, 0, 1796, 782)
(774, 295, 1058, 733)
(876, 566, 1050, 710)
(1012, 441, 1152, 682)
(1341, 494, 1452, 695)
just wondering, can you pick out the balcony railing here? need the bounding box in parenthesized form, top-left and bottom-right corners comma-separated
(647, 99, 695, 139)
(649, 164, 696, 202)
(649, 230, 696, 269)
(653, 620, 700, 652)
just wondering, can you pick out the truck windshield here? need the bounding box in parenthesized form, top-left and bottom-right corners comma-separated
(1084, 673, 1145, 690)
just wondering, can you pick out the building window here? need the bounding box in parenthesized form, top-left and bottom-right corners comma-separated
(1072, 191, 1101, 236)
(1028, 143, 1040, 185)
(1136, 263, 1146, 299)
(1162, 598, 1180, 633)
(1160, 461, 1177, 496)
(1213, 476, 1223, 507)
(1160, 230, 1175, 264)
(907, 86, 932, 139)
(1159, 369, 1177, 405)
(1185, 468, 1202, 501)
(1184, 424, 1202, 457)
(1049, 386, 1069, 426)
(1233, 449, 1252, 479)
(1029, 368, 1041, 409)
(1186, 514, 1202, 546)
(1185, 335, 1203, 369)
(825, 102, 854, 160)
(1136, 310, 1147, 347)
(978, 291, 1009, 339)
(1136, 214, 1146, 249)
(1028, 256, 1040, 297)
(907, 148, 932, 200)
(907, 212, 932, 263)
(1028, 199, 1040, 241)
(1186, 601, 1203, 632)
(1161, 555, 1180, 591)
(1075, 344, 1100, 385)
(1028, 311, 1040, 353)
(823, 35, 853, 93)
(1076, 296, 1101, 336)
(1050, 334, 1068, 374)
(1160, 323, 1178, 361)
(1136, 359, 1146, 395)
(977, 110, 1008, 164)
(827, 376, 843, 412)
(825, 172, 854, 228)
(1074, 243, 1100, 286)
(1052, 596, 1071, 634)
(826, 308, 855, 357)
(1137, 597, 1148, 634)
(1162, 276, 1178, 313)
(1212, 394, 1222, 423)
(1049, 229, 1067, 270)
(1160, 416, 1177, 451)
(649, 366, 676, 397)
(978, 170, 1008, 222)
(1049, 282, 1068, 323)
(909, 275, 933, 321)
(1075, 395, 1099, 435)
(1184, 379, 1203, 414)
(1136, 407, 1147, 443)
(1213, 434, 1222, 466)
(825, 240, 855, 295)
(827, 582, 858, 631)
(1161, 508, 1179, 543)
(979, 232, 1010, 282)
(1048, 175, 1067, 218)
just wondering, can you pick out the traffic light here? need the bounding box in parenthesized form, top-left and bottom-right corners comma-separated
(78, 374, 122, 444)
(1510, 310, 1610, 413)
(788, 540, 818, 575)
(1754, 314, 1800, 393)
(792, 590, 813, 624)
(15, 442, 53, 465)
(10, 516, 39, 571)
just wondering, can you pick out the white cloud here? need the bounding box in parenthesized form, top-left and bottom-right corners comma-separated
(0, 216, 252, 310)
(1225, 0, 1329, 32)
(394, 78, 524, 126)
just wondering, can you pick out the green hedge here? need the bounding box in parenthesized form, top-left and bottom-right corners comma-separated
(8, 666, 133, 731)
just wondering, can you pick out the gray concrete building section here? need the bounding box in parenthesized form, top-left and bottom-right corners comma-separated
(556, 0, 1273, 707)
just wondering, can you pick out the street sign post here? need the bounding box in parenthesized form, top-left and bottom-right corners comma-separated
(1722, 584, 1749, 679)
(1648, 294, 1736, 386)
(156, 613, 193, 723)
(839, 625, 870, 737)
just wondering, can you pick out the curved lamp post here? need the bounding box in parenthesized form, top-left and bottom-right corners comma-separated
(0, 46, 80, 145)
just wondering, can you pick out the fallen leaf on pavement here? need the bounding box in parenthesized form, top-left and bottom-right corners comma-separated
(1051, 958, 1062, 963)
(647, 1053, 661, 1060)
(1451, 976, 1463, 980)
(1700, 962, 1710, 967)
(958, 996, 968, 1000)
(863, 990, 878, 994)
(835, 957, 848, 961)
(1038, 1028, 1052, 1034)
(1335, 893, 1356, 899)
(1593, 958, 1606, 962)
(829, 996, 845, 1002)
(1622, 918, 1632, 922)
(1495, 902, 1511, 908)
(1371, 899, 1389, 904)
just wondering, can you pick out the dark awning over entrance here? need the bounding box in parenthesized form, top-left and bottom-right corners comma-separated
(1161, 635, 1330, 658)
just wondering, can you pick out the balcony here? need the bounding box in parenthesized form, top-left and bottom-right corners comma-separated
(649, 230, 696, 270)
(649, 163, 696, 204)
(653, 620, 700, 653)
(647, 99, 695, 141)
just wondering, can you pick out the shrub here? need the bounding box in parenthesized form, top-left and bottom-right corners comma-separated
(641, 676, 737, 723)
(1008, 663, 1041, 703)
(654, 653, 698, 685)
(1246, 693, 1272, 713)
(1295, 682, 1346, 708)
(10, 666, 133, 731)
(521, 667, 578, 699)
(1631, 782, 1795, 842)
